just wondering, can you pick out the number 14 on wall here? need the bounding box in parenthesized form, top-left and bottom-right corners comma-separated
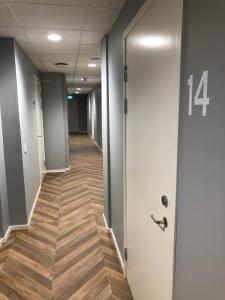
(188, 71, 210, 117)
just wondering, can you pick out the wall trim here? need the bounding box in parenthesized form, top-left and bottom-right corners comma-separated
(102, 213, 125, 275)
(110, 229, 125, 276)
(45, 166, 70, 174)
(0, 183, 42, 248)
(103, 213, 111, 233)
(89, 133, 102, 152)
(0, 224, 28, 247)
(27, 184, 41, 225)
(94, 140, 102, 152)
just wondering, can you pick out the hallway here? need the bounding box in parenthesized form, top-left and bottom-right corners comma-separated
(0, 135, 132, 300)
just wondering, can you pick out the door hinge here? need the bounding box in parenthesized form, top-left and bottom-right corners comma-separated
(124, 65, 128, 82)
(124, 98, 128, 114)
(124, 248, 128, 261)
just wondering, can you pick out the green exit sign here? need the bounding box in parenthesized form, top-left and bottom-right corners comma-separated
(67, 95, 74, 101)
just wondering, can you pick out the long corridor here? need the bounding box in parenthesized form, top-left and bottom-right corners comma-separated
(0, 135, 132, 300)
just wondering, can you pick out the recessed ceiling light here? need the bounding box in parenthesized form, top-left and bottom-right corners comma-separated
(75, 91, 79, 94)
(47, 34, 62, 42)
(77, 88, 81, 91)
(88, 63, 97, 68)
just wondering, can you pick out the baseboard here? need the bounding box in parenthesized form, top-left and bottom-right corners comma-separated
(110, 229, 125, 275)
(45, 166, 70, 174)
(0, 224, 29, 248)
(102, 213, 125, 275)
(102, 214, 111, 234)
(0, 183, 42, 248)
(28, 184, 41, 225)
(94, 140, 102, 152)
(88, 134, 102, 152)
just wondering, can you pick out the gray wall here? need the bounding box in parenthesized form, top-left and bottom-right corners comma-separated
(69, 95, 87, 133)
(41, 73, 69, 171)
(101, 36, 111, 225)
(0, 109, 9, 236)
(14, 43, 40, 217)
(88, 87, 102, 149)
(174, 1, 225, 299)
(0, 38, 27, 227)
(107, 0, 145, 257)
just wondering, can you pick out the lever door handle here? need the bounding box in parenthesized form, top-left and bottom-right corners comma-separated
(151, 214, 168, 232)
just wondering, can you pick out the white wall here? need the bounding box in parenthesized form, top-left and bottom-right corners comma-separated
(88, 87, 102, 149)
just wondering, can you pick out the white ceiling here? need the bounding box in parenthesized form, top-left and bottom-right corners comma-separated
(0, 0, 126, 94)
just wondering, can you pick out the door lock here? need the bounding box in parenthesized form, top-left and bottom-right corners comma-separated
(151, 214, 168, 232)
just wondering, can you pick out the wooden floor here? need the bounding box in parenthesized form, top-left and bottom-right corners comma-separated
(0, 135, 133, 300)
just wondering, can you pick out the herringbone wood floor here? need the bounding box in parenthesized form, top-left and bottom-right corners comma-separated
(0, 135, 133, 300)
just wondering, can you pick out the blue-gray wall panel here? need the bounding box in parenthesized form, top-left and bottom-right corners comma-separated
(0, 38, 27, 225)
(108, 0, 145, 257)
(41, 73, 69, 171)
(174, 1, 225, 299)
(14, 43, 40, 218)
(101, 36, 111, 226)
(0, 108, 9, 237)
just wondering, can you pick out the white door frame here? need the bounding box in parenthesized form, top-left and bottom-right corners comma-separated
(122, 0, 166, 277)
(34, 74, 46, 182)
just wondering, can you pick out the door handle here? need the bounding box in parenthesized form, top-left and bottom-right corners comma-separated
(151, 214, 168, 232)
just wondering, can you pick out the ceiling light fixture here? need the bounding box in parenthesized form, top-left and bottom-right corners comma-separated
(77, 88, 81, 91)
(75, 91, 79, 94)
(47, 34, 62, 42)
(88, 63, 97, 68)
(81, 77, 87, 82)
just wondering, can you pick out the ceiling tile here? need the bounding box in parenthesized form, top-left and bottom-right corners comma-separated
(84, 7, 118, 31)
(10, 3, 86, 29)
(79, 44, 101, 55)
(25, 28, 81, 44)
(39, 53, 76, 63)
(81, 31, 105, 44)
(26, 42, 79, 55)
(8, 0, 88, 5)
(0, 26, 28, 42)
(89, 0, 126, 9)
(0, 3, 18, 26)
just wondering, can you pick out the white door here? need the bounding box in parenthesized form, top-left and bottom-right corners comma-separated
(125, 0, 183, 299)
(35, 75, 46, 182)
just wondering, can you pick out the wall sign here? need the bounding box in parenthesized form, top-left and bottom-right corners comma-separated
(188, 70, 210, 117)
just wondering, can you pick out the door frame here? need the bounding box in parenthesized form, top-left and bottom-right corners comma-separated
(34, 74, 46, 183)
(122, 0, 174, 277)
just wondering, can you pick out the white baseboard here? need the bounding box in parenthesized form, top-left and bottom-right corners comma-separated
(0, 224, 29, 248)
(45, 166, 70, 174)
(110, 229, 125, 276)
(28, 184, 41, 225)
(102, 213, 111, 234)
(94, 140, 102, 152)
(102, 214, 125, 275)
(0, 183, 42, 248)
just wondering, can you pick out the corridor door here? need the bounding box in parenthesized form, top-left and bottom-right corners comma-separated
(35, 75, 45, 182)
(125, 0, 183, 299)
